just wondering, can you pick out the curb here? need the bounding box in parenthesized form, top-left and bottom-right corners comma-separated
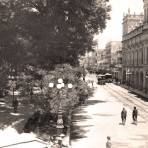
(120, 84, 148, 99)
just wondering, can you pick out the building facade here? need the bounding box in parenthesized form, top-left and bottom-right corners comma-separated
(104, 41, 122, 75)
(122, 0, 148, 94)
(96, 41, 122, 80)
(96, 49, 105, 70)
(114, 49, 122, 82)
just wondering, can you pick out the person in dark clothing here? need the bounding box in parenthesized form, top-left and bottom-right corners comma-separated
(132, 106, 138, 124)
(12, 99, 18, 113)
(121, 108, 127, 125)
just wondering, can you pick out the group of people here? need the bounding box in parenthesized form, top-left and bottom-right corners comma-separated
(121, 106, 138, 125)
(106, 106, 138, 148)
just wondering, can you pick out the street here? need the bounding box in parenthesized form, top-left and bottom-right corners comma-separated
(71, 83, 148, 148)
(0, 0, 148, 147)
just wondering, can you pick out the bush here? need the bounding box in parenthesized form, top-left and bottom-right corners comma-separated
(34, 64, 93, 113)
(23, 64, 93, 134)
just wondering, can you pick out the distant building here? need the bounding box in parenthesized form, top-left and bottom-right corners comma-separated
(96, 41, 122, 80)
(122, 0, 148, 96)
(114, 47, 122, 82)
(96, 49, 105, 70)
(104, 41, 122, 72)
(79, 51, 98, 73)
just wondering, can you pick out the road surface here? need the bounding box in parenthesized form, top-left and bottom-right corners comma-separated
(71, 83, 148, 148)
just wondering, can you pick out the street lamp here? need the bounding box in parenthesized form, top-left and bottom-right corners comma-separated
(8, 75, 16, 103)
(28, 81, 33, 100)
(8, 69, 19, 112)
(48, 78, 73, 136)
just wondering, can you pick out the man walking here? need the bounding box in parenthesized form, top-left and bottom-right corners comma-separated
(121, 108, 127, 125)
(132, 106, 138, 125)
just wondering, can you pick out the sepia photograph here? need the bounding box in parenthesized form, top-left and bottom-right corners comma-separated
(0, 0, 148, 147)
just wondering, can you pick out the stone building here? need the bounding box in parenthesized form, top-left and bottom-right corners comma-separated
(122, 0, 148, 95)
(114, 48, 122, 82)
(96, 50, 105, 70)
(104, 41, 122, 73)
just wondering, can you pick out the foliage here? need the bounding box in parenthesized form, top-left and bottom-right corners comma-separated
(0, 62, 10, 97)
(16, 66, 45, 96)
(0, 0, 110, 69)
(28, 64, 93, 113)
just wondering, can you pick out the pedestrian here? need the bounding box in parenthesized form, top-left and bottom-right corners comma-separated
(106, 136, 112, 148)
(121, 107, 127, 125)
(132, 106, 138, 124)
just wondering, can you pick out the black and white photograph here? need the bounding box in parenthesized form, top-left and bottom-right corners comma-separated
(0, 0, 148, 147)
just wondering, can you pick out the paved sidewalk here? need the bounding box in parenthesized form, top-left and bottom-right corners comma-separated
(0, 97, 50, 148)
(71, 85, 148, 148)
(0, 127, 50, 148)
(121, 84, 148, 99)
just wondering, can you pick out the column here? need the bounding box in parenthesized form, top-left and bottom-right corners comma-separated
(143, 71, 147, 93)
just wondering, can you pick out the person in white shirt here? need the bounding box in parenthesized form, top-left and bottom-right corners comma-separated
(106, 136, 112, 148)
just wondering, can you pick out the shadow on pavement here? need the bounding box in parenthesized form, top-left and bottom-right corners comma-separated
(71, 98, 106, 142)
(0, 97, 34, 133)
(93, 113, 114, 116)
(71, 110, 92, 141)
(113, 141, 129, 147)
(130, 135, 145, 141)
(86, 99, 106, 106)
(140, 134, 148, 143)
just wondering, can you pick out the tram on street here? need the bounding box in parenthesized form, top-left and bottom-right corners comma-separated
(97, 73, 112, 85)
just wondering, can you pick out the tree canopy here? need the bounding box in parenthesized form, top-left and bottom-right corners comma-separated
(0, 0, 110, 69)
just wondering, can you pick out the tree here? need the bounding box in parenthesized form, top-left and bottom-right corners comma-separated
(0, 1, 31, 72)
(33, 64, 93, 113)
(0, 0, 110, 97)
(0, 0, 110, 69)
(0, 63, 9, 97)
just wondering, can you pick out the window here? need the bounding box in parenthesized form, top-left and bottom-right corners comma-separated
(135, 52, 138, 65)
(141, 49, 143, 64)
(139, 51, 141, 65)
(132, 52, 134, 65)
(137, 51, 139, 65)
(147, 47, 148, 64)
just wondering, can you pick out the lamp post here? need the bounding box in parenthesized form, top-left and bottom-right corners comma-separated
(8, 69, 19, 112)
(28, 81, 33, 100)
(8, 68, 17, 101)
(48, 78, 73, 136)
(8, 75, 16, 103)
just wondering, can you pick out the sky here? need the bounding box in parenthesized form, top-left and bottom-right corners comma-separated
(96, 0, 144, 49)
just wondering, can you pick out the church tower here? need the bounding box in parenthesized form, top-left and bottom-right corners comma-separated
(122, 8, 144, 37)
